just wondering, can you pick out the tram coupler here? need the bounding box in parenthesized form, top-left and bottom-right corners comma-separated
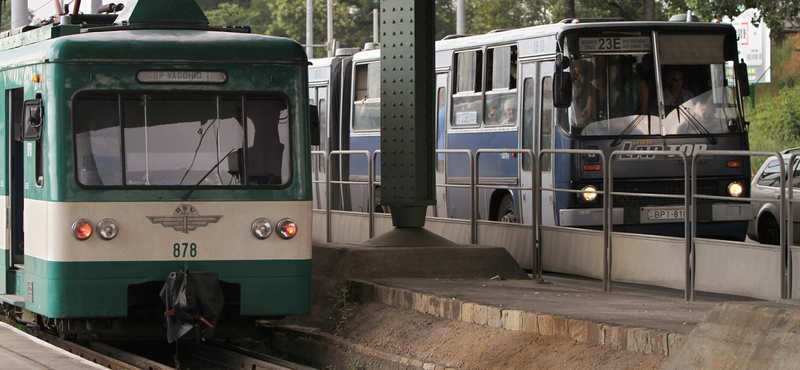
(159, 268, 224, 343)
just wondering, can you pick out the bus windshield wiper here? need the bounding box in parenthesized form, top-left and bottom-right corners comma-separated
(183, 148, 236, 200)
(676, 105, 717, 145)
(610, 114, 646, 147)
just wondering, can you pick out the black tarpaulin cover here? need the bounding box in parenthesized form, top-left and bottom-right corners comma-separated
(159, 268, 224, 343)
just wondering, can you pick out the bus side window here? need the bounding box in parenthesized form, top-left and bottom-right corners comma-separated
(353, 63, 380, 131)
(436, 87, 446, 173)
(452, 50, 483, 127)
(522, 77, 534, 171)
(485, 45, 517, 126)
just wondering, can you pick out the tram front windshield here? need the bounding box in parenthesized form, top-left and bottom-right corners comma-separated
(74, 93, 291, 187)
(560, 33, 744, 138)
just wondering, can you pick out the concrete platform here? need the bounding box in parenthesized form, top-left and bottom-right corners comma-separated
(0, 322, 107, 369)
(350, 276, 730, 357)
(309, 239, 800, 365)
(663, 301, 800, 369)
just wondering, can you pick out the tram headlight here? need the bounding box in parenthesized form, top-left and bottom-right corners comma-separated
(97, 219, 119, 240)
(727, 181, 744, 197)
(72, 219, 93, 240)
(252, 218, 273, 239)
(580, 185, 599, 203)
(277, 218, 298, 239)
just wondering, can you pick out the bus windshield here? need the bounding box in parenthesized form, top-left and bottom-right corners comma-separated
(74, 93, 291, 187)
(562, 33, 743, 138)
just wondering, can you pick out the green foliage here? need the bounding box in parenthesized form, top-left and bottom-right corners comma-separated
(328, 281, 357, 335)
(202, 0, 688, 54)
(206, 3, 264, 32)
(746, 34, 800, 169)
(748, 85, 800, 155)
(435, 290, 466, 299)
(466, 0, 549, 34)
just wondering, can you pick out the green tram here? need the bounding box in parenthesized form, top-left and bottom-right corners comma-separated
(0, 0, 313, 340)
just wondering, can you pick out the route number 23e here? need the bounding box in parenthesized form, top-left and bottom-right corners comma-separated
(173, 242, 197, 258)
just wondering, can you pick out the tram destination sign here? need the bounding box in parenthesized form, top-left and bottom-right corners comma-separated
(137, 70, 228, 84)
(579, 37, 651, 52)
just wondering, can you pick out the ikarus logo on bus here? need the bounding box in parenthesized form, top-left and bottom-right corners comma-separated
(618, 141, 708, 159)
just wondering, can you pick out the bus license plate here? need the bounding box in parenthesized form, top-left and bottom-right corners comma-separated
(646, 208, 685, 220)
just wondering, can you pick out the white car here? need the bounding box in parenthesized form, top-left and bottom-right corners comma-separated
(747, 148, 800, 245)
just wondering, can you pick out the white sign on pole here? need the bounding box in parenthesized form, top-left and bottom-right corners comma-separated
(725, 8, 771, 84)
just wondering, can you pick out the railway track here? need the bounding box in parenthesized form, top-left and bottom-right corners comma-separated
(33, 329, 315, 370)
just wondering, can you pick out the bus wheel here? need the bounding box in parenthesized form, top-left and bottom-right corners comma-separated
(758, 215, 780, 245)
(497, 195, 517, 223)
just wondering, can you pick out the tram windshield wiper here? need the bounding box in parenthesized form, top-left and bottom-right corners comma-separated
(182, 148, 236, 200)
(610, 114, 646, 147)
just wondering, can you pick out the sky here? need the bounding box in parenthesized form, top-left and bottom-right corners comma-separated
(26, 0, 112, 22)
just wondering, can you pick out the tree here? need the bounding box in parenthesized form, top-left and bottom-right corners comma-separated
(687, 0, 799, 41)
(465, 0, 550, 34)
(206, 3, 265, 33)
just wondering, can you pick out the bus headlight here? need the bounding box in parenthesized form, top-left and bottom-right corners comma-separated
(580, 185, 599, 203)
(252, 218, 273, 239)
(97, 219, 119, 240)
(72, 219, 93, 240)
(277, 218, 298, 239)
(728, 181, 744, 197)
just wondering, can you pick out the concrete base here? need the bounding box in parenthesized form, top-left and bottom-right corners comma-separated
(314, 242, 529, 281)
(663, 301, 800, 369)
(363, 227, 458, 247)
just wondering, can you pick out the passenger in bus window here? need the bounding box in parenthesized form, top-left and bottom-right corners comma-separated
(501, 98, 516, 124)
(486, 104, 500, 125)
(635, 55, 655, 115)
(572, 58, 596, 125)
(663, 70, 694, 109)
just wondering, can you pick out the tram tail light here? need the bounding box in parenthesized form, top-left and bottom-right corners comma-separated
(277, 218, 298, 239)
(582, 164, 602, 171)
(72, 219, 93, 240)
(726, 160, 743, 168)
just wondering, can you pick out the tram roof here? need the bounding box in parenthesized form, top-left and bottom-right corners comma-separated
(0, 27, 307, 67)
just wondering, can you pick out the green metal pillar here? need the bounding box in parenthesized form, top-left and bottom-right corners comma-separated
(379, 0, 435, 228)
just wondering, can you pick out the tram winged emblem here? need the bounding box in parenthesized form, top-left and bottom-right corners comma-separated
(147, 204, 222, 234)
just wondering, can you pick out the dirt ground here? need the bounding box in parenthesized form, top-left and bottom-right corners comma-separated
(329, 301, 667, 370)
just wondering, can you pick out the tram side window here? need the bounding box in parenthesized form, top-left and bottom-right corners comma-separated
(485, 46, 517, 126)
(452, 50, 483, 127)
(74, 93, 291, 187)
(353, 62, 380, 131)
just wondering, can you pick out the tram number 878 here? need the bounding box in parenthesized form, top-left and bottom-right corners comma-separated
(173, 243, 198, 258)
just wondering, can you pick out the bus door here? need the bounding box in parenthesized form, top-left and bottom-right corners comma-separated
(520, 63, 538, 224)
(434, 73, 448, 217)
(8, 89, 24, 267)
(520, 62, 556, 227)
(539, 62, 556, 227)
(309, 86, 328, 210)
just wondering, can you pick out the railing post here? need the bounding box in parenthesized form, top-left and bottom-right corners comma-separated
(789, 154, 799, 299)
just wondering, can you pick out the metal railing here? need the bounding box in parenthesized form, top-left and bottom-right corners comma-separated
(609, 150, 689, 298)
(312, 148, 797, 300)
